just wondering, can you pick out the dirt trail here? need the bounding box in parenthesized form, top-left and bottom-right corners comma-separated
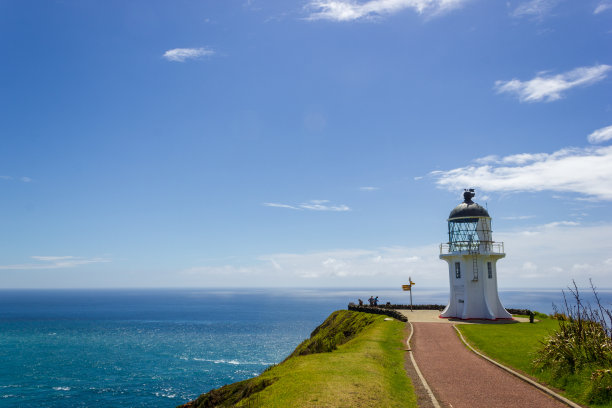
(411, 322, 568, 408)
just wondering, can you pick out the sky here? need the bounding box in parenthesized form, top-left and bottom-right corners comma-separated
(1, 0, 611, 290)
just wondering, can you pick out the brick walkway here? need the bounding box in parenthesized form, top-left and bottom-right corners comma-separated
(411, 322, 568, 408)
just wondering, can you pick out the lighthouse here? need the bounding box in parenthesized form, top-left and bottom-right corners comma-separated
(439, 189, 511, 320)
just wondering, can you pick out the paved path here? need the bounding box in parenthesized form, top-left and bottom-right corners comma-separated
(411, 322, 568, 408)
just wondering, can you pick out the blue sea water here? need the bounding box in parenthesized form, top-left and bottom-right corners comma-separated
(2, 287, 612, 407)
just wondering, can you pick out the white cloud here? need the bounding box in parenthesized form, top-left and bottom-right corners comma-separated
(0, 256, 110, 270)
(522, 261, 538, 271)
(594, 1, 612, 14)
(588, 125, 612, 144)
(572, 263, 591, 271)
(263, 200, 351, 211)
(183, 265, 254, 276)
(359, 186, 380, 191)
(1, 175, 33, 182)
(494, 64, 612, 102)
(179, 221, 612, 288)
(543, 221, 579, 228)
(301, 200, 351, 211)
(432, 145, 612, 200)
(304, 0, 470, 21)
(500, 153, 550, 165)
(497, 222, 612, 284)
(502, 215, 536, 220)
(163, 47, 214, 62)
(31, 256, 75, 261)
(263, 202, 300, 210)
(511, 0, 559, 19)
(257, 246, 435, 280)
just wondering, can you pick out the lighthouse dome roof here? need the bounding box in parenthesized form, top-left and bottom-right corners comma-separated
(449, 190, 490, 219)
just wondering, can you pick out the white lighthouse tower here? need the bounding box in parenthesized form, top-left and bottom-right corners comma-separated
(440, 189, 511, 320)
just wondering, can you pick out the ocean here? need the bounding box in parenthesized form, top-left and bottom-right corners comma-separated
(1, 287, 611, 407)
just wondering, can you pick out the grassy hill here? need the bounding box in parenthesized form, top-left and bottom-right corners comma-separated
(178, 310, 416, 408)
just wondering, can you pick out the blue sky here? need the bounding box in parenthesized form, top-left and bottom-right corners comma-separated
(1, 0, 611, 289)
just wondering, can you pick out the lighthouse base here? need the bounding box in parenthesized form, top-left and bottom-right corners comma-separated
(440, 294, 512, 320)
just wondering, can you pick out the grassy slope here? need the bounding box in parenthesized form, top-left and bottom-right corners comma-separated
(182, 310, 416, 408)
(457, 316, 612, 408)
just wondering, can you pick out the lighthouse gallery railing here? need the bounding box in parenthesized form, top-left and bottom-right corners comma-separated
(439, 241, 504, 255)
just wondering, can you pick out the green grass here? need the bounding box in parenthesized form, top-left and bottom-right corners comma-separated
(181, 310, 417, 408)
(457, 316, 559, 374)
(457, 316, 612, 408)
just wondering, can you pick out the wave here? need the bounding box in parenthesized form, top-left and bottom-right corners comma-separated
(52, 387, 71, 391)
(191, 358, 273, 365)
(154, 391, 176, 399)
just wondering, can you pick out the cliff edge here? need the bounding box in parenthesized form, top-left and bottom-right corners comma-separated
(177, 310, 416, 408)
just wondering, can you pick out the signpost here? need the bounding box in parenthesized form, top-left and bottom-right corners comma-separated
(402, 277, 415, 311)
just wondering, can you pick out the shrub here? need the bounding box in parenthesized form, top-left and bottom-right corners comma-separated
(534, 280, 612, 403)
(289, 310, 379, 357)
(587, 369, 612, 404)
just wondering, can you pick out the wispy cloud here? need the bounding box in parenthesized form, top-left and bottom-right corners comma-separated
(359, 186, 380, 191)
(497, 222, 612, 284)
(511, 0, 560, 19)
(0, 256, 110, 270)
(501, 215, 536, 220)
(260, 247, 423, 279)
(588, 125, 612, 144)
(264, 200, 351, 211)
(263, 202, 300, 210)
(163, 47, 214, 62)
(595, 1, 612, 14)
(180, 221, 612, 288)
(431, 144, 612, 201)
(494, 64, 612, 102)
(475, 153, 550, 165)
(304, 0, 470, 22)
(1, 175, 33, 182)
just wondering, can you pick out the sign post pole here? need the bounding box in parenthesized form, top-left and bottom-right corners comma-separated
(409, 276, 413, 311)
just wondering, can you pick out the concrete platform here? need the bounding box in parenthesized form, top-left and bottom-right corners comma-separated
(396, 309, 530, 323)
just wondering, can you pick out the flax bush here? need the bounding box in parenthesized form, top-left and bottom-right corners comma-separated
(534, 280, 612, 404)
(587, 369, 612, 405)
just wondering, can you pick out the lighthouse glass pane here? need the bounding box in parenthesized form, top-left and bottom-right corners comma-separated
(448, 218, 478, 251)
(448, 218, 492, 252)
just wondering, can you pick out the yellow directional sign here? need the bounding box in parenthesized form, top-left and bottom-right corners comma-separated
(402, 278, 416, 291)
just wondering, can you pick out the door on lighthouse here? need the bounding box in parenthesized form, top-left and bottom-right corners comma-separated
(454, 285, 465, 316)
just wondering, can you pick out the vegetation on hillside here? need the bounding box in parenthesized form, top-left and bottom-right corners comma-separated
(288, 309, 379, 357)
(179, 310, 416, 408)
(534, 281, 612, 406)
